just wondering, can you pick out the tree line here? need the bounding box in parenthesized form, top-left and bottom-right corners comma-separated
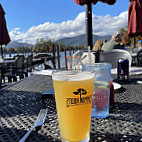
(3, 46, 33, 55)
(34, 38, 85, 53)
(3, 38, 85, 55)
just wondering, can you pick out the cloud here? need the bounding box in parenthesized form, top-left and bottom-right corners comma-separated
(9, 11, 128, 44)
(92, 11, 128, 36)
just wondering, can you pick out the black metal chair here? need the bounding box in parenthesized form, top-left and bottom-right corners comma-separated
(3, 55, 25, 82)
(137, 49, 142, 66)
(24, 55, 33, 77)
(0, 65, 3, 87)
(44, 63, 52, 70)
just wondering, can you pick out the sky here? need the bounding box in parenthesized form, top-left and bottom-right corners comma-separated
(1, 0, 130, 45)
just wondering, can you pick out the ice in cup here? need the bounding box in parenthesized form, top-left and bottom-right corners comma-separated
(52, 70, 94, 142)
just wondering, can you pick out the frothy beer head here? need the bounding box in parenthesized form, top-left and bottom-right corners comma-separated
(52, 71, 94, 81)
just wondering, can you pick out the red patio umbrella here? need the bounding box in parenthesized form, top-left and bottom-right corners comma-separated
(74, 0, 116, 6)
(0, 4, 10, 58)
(74, 0, 116, 49)
(128, 0, 142, 37)
(128, 0, 142, 48)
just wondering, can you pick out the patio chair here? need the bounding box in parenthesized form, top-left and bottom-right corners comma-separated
(24, 55, 33, 77)
(1, 64, 7, 83)
(102, 49, 132, 68)
(3, 55, 25, 82)
(44, 63, 52, 70)
(137, 49, 142, 66)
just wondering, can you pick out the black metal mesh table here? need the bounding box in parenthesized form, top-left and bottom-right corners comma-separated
(0, 74, 142, 142)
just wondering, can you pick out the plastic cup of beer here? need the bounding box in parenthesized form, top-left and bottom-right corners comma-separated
(52, 70, 94, 142)
(82, 63, 111, 118)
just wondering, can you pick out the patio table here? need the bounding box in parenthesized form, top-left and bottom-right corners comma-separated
(0, 74, 142, 142)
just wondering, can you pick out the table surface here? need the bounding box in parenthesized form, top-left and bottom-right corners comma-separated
(0, 74, 142, 142)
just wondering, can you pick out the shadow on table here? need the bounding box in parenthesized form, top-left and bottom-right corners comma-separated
(109, 102, 142, 122)
(0, 90, 56, 118)
(1, 126, 142, 142)
(0, 126, 61, 142)
(113, 102, 142, 111)
(113, 76, 142, 85)
(90, 132, 142, 142)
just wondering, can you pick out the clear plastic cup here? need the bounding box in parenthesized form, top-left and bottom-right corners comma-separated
(82, 63, 111, 118)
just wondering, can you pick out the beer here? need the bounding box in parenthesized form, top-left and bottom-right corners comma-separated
(52, 71, 94, 142)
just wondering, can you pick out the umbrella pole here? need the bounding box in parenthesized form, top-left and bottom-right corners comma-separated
(86, 1, 93, 50)
(133, 37, 136, 48)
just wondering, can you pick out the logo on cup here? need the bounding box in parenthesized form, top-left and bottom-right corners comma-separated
(66, 88, 92, 107)
(73, 88, 87, 100)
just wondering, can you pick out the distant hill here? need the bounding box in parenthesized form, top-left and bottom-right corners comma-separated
(5, 41, 33, 48)
(5, 34, 111, 48)
(56, 34, 111, 46)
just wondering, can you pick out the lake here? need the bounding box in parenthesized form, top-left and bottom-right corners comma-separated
(3, 51, 74, 70)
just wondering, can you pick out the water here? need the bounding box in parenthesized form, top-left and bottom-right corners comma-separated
(3, 52, 34, 58)
(3, 51, 74, 70)
(91, 81, 110, 118)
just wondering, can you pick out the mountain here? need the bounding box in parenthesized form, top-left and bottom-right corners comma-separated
(56, 34, 111, 46)
(5, 41, 33, 48)
(5, 34, 111, 48)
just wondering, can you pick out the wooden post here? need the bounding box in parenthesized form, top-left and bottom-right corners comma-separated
(73, 47, 75, 54)
(52, 43, 56, 69)
(57, 45, 60, 69)
(64, 46, 67, 68)
(69, 47, 71, 56)
(9, 52, 11, 57)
